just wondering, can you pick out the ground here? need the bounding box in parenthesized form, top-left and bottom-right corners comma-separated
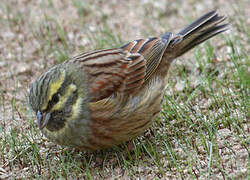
(0, 0, 249, 179)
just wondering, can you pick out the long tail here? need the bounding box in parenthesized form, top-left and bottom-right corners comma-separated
(164, 10, 229, 58)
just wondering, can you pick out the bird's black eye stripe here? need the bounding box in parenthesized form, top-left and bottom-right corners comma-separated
(44, 77, 71, 112)
(52, 93, 60, 103)
(44, 93, 60, 112)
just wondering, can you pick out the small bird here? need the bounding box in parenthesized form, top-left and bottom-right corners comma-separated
(29, 10, 229, 150)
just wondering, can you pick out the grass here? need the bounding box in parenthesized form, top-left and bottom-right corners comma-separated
(0, 0, 249, 179)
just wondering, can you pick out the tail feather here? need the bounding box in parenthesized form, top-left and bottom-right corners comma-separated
(180, 23, 229, 54)
(178, 10, 223, 37)
(166, 10, 229, 58)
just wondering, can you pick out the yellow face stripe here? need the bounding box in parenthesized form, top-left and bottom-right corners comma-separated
(44, 97, 83, 137)
(42, 70, 66, 111)
(71, 96, 83, 120)
(51, 84, 77, 111)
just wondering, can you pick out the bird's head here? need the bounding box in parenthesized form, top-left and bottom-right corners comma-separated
(29, 64, 89, 133)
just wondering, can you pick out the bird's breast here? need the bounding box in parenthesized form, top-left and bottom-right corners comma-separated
(86, 75, 165, 150)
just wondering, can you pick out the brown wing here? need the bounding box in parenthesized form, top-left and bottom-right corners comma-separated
(72, 48, 146, 102)
(121, 35, 173, 81)
(71, 34, 173, 102)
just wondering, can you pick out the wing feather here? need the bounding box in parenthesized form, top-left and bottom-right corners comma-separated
(72, 48, 146, 101)
(121, 36, 172, 81)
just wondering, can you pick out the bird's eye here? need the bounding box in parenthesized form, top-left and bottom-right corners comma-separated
(52, 93, 60, 103)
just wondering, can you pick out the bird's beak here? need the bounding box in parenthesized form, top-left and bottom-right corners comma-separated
(37, 111, 51, 129)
